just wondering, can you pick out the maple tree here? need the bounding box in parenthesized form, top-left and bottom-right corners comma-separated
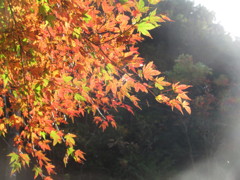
(0, 0, 191, 179)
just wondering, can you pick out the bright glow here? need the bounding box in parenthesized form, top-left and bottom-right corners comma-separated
(193, 0, 240, 38)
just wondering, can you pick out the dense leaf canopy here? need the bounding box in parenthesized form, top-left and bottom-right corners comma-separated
(0, 0, 191, 179)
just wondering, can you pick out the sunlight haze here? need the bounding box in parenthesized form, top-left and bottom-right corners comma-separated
(193, 0, 240, 38)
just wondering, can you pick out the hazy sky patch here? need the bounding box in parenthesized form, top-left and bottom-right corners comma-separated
(192, 0, 240, 38)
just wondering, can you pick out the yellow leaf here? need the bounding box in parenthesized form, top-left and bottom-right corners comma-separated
(148, 0, 161, 5)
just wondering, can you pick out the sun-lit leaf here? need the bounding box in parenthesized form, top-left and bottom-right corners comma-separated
(142, 61, 161, 80)
(182, 100, 191, 114)
(169, 99, 183, 114)
(67, 147, 75, 156)
(50, 131, 61, 146)
(172, 83, 192, 94)
(155, 82, 164, 90)
(137, 0, 149, 12)
(8, 152, 19, 164)
(134, 83, 148, 93)
(155, 94, 170, 103)
(177, 92, 191, 101)
(64, 133, 76, 147)
(137, 22, 158, 37)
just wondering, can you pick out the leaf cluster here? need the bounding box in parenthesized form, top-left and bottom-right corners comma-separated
(0, 0, 191, 179)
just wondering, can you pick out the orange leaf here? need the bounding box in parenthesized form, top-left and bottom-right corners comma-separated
(74, 149, 85, 163)
(177, 92, 191, 101)
(99, 121, 108, 131)
(64, 133, 76, 147)
(19, 153, 30, 167)
(102, 0, 114, 13)
(172, 82, 191, 93)
(169, 99, 183, 114)
(45, 163, 55, 175)
(160, 14, 174, 22)
(142, 62, 161, 80)
(155, 94, 170, 103)
(38, 140, 51, 151)
(110, 120, 117, 128)
(94, 116, 103, 125)
(129, 95, 141, 109)
(182, 101, 191, 114)
(44, 176, 53, 180)
(155, 77, 171, 86)
(134, 83, 148, 93)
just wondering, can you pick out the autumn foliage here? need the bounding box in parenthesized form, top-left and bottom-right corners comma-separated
(0, 0, 191, 179)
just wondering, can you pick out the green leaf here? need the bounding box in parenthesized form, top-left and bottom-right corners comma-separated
(83, 14, 92, 23)
(8, 152, 22, 175)
(137, 22, 158, 37)
(65, 133, 76, 147)
(33, 166, 42, 179)
(119, 0, 128, 4)
(63, 76, 73, 82)
(8, 152, 19, 164)
(0, 1, 4, 8)
(50, 131, 61, 146)
(10, 162, 21, 175)
(82, 85, 91, 92)
(1, 73, 9, 87)
(30, 8, 34, 13)
(74, 93, 86, 102)
(46, 15, 56, 27)
(137, 0, 144, 9)
(149, 16, 161, 26)
(137, 0, 149, 12)
(13, 90, 18, 97)
(16, 44, 21, 54)
(33, 83, 42, 95)
(39, 3, 50, 15)
(155, 82, 164, 90)
(106, 63, 115, 73)
(73, 27, 82, 38)
(67, 147, 75, 156)
(142, 15, 161, 26)
(43, 79, 49, 87)
(22, 38, 28, 42)
(0, 54, 6, 59)
(40, 131, 46, 140)
(149, 8, 157, 16)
